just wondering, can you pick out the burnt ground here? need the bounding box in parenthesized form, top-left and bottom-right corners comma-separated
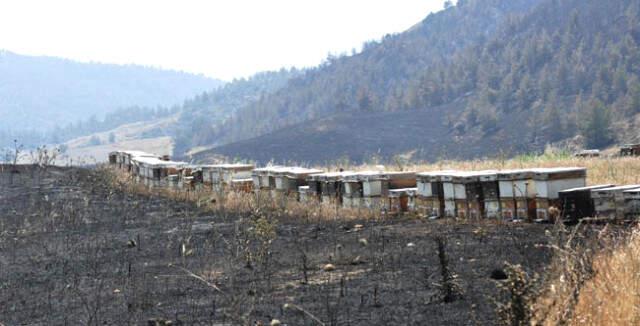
(197, 103, 546, 165)
(0, 166, 555, 325)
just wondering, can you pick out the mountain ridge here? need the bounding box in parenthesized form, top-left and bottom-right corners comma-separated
(0, 50, 224, 131)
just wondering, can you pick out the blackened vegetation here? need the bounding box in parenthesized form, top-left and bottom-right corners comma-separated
(434, 236, 464, 304)
(0, 167, 554, 325)
(495, 264, 536, 326)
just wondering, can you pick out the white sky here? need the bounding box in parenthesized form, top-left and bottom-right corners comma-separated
(0, 0, 445, 81)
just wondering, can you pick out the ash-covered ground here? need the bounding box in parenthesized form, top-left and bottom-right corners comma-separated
(0, 166, 554, 325)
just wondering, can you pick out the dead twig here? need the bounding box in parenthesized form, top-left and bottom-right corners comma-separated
(174, 266, 226, 295)
(284, 303, 326, 326)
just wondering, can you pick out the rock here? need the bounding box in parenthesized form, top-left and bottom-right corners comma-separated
(351, 256, 365, 265)
(191, 222, 214, 233)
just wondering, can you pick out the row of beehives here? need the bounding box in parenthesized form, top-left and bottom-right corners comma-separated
(108, 150, 254, 191)
(108, 150, 640, 221)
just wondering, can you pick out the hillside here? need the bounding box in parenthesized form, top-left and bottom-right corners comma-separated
(59, 115, 178, 165)
(27, 69, 300, 162)
(172, 69, 301, 157)
(195, 0, 640, 163)
(195, 100, 542, 165)
(0, 50, 223, 131)
(204, 0, 544, 146)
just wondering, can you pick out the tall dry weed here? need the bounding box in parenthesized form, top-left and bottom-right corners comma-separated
(568, 226, 640, 325)
(532, 223, 640, 325)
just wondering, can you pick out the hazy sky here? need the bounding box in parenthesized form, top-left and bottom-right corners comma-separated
(0, 1, 445, 80)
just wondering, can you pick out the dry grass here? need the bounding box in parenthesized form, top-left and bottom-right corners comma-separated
(569, 227, 640, 325)
(106, 167, 385, 223)
(336, 153, 640, 186)
(531, 223, 640, 326)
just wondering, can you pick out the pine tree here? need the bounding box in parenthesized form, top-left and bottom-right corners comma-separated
(580, 99, 612, 148)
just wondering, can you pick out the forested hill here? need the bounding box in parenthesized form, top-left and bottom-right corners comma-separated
(205, 0, 544, 146)
(198, 0, 640, 164)
(0, 50, 223, 131)
(172, 69, 301, 156)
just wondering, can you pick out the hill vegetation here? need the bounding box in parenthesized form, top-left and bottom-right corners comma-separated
(171, 68, 301, 157)
(2, 68, 298, 154)
(0, 50, 223, 131)
(196, 0, 640, 163)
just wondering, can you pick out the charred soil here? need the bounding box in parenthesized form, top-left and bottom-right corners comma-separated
(1, 167, 555, 325)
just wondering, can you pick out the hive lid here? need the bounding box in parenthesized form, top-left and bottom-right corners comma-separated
(251, 166, 288, 175)
(120, 150, 158, 158)
(622, 187, 640, 194)
(343, 170, 385, 181)
(416, 170, 459, 182)
(308, 171, 357, 181)
(131, 156, 186, 167)
(231, 178, 253, 183)
(282, 167, 324, 177)
(497, 169, 535, 180)
(451, 170, 499, 183)
(592, 185, 640, 193)
(215, 163, 255, 170)
(531, 167, 587, 180)
(559, 184, 615, 193)
(389, 187, 418, 196)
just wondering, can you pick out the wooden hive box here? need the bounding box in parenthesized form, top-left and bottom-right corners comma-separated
(230, 178, 253, 193)
(306, 174, 324, 203)
(479, 171, 501, 218)
(531, 167, 587, 221)
(623, 187, 640, 220)
(342, 171, 380, 208)
(298, 185, 313, 203)
(441, 173, 459, 218)
(388, 187, 418, 214)
(360, 171, 415, 209)
(559, 184, 615, 222)
(312, 171, 356, 205)
(497, 169, 536, 220)
(592, 185, 640, 220)
(218, 164, 255, 191)
(451, 170, 499, 219)
(415, 171, 458, 218)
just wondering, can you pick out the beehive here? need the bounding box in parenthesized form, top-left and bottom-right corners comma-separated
(531, 167, 587, 220)
(592, 185, 640, 220)
(415, 171, 458, 218)
(559, 184, 615, 222)
(497, 169, 536, 220)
